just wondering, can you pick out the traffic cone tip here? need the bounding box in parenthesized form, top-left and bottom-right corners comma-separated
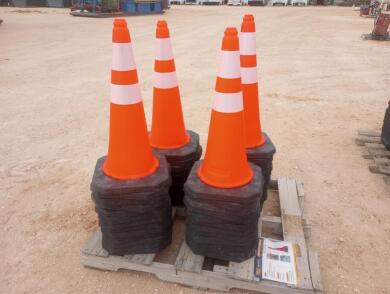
(222, 27, 239, 51)
(112, 18, 131, 43)
(156, 19, 170, 38)
(241, 14, 255, 32)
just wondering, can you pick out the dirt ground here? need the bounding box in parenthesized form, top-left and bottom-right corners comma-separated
(1, 5, 390, 294)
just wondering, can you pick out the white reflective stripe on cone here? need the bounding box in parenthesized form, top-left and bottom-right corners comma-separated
(241, 67, 258, 84)
(155, 38, 174, 61)
(212, 92, 243, 113)
(239, 32, 256, 55)
(154, 71, 178, 89)
(218, 50, 241, 79)
(112, 43, 136, 71)
(110, 83, 142, 105)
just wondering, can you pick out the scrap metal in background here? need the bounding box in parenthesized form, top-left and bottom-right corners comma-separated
(70, 0, 164, 17)
(362, 0, 390, 40)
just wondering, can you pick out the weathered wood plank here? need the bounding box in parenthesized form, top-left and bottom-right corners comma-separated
(358, 129, 381, 137)
(303, 224, 312, 240)
(174, 241, 204, 273)
(356, 135, 381, 146)
(369, 165, 390, 175)
(81, 254, 121, 271)
(213, 265, 229, 274)
(365, 142, 386, 149)
(228, 257, 255, 281)
(278, 177, 301, 217)
(308, 251, 323, 292)
(124, 254, 155, 265)
(374, 156, 390, 166)
(380, 165, 390, 176)
(82, 254, 314, 294)
(282, 215, 312, 290)
(367, 147, 390, 158)
(99, 247, 109, 257)
(279, 177, 312, 290)
(90, 231, 104, 256)
(82, 230, 101, 255)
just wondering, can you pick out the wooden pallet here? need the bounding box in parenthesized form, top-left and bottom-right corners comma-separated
(81, 177, 323, 294)
(355, 129, 390, 178)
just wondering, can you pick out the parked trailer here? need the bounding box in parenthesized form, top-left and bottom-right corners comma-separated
(228, 0, 247, 5)
(197, 0, 223, 4)
(248, 0, 266, 5)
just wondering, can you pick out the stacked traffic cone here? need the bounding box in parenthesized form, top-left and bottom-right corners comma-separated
(150, 20, 202, 206)
(90, 19, 172, 256)
(240, 14, 276, 206)
(184, 28, 264, 262)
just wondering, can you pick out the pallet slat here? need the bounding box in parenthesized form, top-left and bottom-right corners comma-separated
(278, 177, 313, 290)
(82, 229, 102, 255)
(369, 165, 390, 175)
(124, 253, 155, 265)
(278, 177, 301, 217)
(365, 142, 386, 149)
(373, 156, 390, 166)
(90, 231, 105, 256)
(368, 147, 390, 158)
(358, 129, 381, 137)
(357, 129, 390, 183)
(228, 257, 255, 281)
(356, 135, 381, 146)
(308, 251, 323, 292)
(174, 241, 204, 273)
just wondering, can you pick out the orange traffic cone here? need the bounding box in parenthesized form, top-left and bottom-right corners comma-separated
(240, 14, 266, 148)
(197, 27, 253, 189)
(149, 20, 190, 149)
(103, 18, 159, 180)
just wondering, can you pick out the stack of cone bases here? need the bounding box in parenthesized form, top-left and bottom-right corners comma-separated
(90, 19, 172, 256)
(184, 28, 264, 263)
(381, 100, 390, 150)
(150, 20, 202, 206)
(240, 14, 276, 206)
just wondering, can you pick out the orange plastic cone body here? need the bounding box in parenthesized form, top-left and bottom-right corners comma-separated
(150, 20, 189, 149)
(103, 18, 159, 180)
(240, 14, 266, 148)
(197, 27, 253, 189)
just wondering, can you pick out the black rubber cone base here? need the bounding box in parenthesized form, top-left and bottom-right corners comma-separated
(153, 130, 202, 206)
(246, 132, 276, 205)
(184, 161, 264, 262)
(90, 154, 172, 256)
